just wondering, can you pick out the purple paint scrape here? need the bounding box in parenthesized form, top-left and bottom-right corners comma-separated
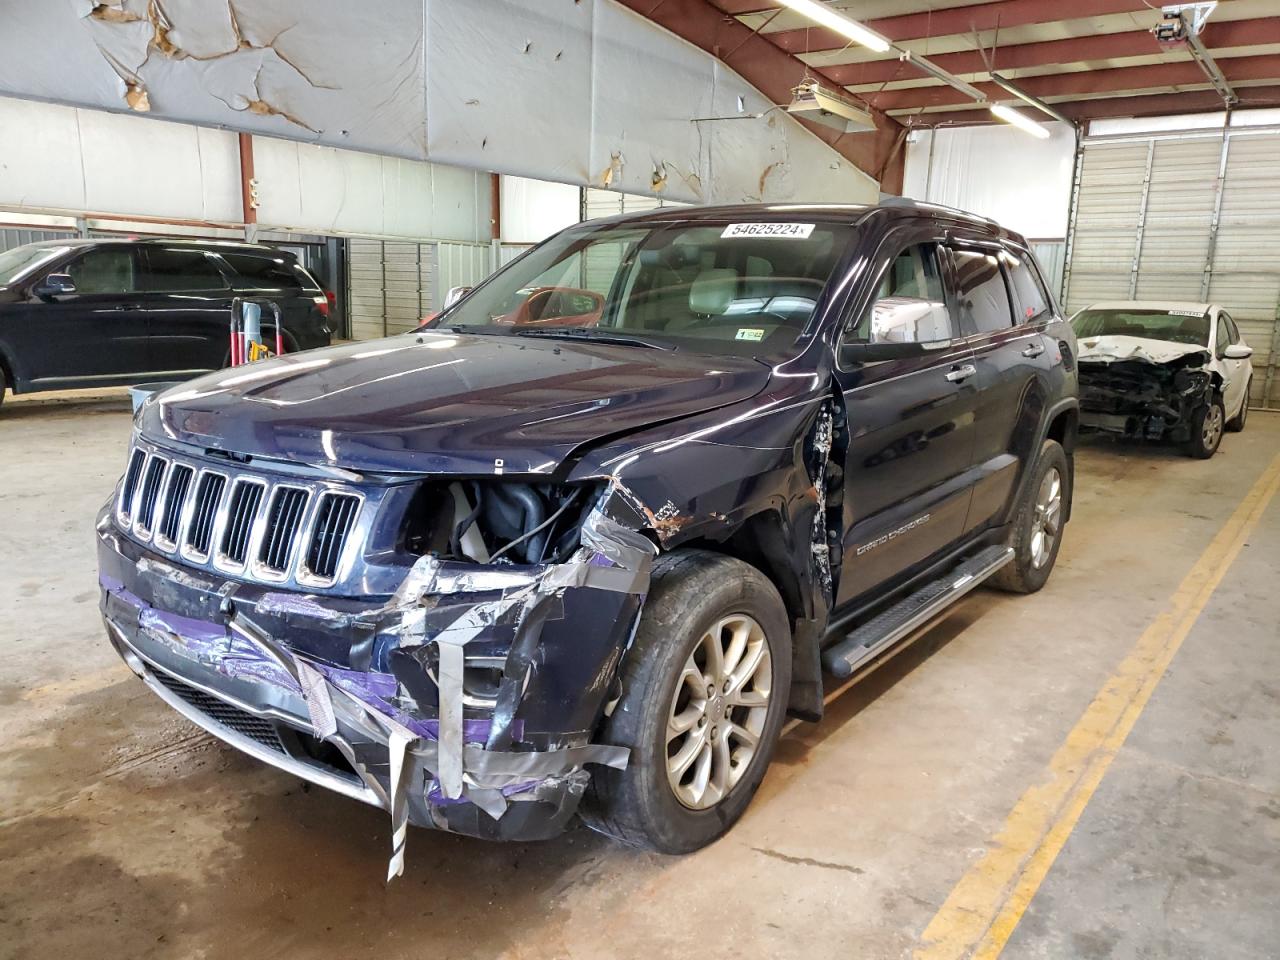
(104, 576, 300, 694)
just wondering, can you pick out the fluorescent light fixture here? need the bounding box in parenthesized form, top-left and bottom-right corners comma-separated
(989, 103, 1051, 139)
(776, 0, 892, 53)
(787, 81, 876, 133)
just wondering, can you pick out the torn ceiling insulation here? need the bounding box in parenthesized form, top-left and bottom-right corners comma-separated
(0, 0, 879, 204)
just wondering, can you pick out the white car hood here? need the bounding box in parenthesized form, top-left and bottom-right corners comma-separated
(1076, 335, 1210, 365)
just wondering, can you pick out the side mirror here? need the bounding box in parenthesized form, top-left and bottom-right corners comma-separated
(444, 285, 473, 308)
(1223, 343, 1252, 360)
(35, 273, 76, 298)
(841, 296, 953, 364)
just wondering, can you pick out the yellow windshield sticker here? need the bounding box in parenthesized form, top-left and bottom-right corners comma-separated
(735, 328, 765, 342)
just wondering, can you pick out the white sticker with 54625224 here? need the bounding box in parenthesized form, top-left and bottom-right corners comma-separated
(721, 223, 815, 239)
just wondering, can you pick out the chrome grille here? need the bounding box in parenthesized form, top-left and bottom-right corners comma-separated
(258, 487, 309, 574)
(157, 464, 194, 547)
(305, 493, 360, 582)
(219, 480, 265, 567)
(114, 442, 364, 589)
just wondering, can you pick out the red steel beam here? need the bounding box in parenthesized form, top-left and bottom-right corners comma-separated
(616, 0, 907, 192)
(824, 18, 1280, 88)
(868, 54, 1280, 111)
(736, 0, 1151, 56)
(928, 84, 1280, 124)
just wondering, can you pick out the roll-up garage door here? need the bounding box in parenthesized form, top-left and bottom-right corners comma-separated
(1065, 128, 1280, 408)
(347, 238, 435, 340)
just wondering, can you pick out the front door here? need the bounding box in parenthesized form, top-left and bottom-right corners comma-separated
(833, 235, 981, 607)
(20, 246, 152, 385)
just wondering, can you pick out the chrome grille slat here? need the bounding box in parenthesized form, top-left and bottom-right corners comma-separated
(135, 456, 168, 537)
(156, 464, 194, 548)
(115, 440, 365, 590)
(219, 480, 265, 568)
(184, 472, 227, 560)
(118, 448, 146, 522)
(258, 487, 309, 575)
(304, 493, 360, 584)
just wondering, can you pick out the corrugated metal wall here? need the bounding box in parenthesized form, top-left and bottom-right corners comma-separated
(347, 239, 503, 340)
(1065, 128, 1280, 408)
(0, 226, 78, 252)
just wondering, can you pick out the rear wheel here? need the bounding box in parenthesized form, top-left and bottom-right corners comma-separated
(1226, 382, 1250, 433)
(0, 363, 7, 409)
(1186, 398, 1225, 459)
(990, 439, 1069, 594)
(580, 550, 791, 853)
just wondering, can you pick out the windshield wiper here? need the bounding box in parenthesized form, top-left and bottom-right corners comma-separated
(512, 328, 672, 350)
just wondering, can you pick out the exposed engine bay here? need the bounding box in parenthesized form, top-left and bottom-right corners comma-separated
(1076, 337, 1215, 442)
(403, 481, 600, 566)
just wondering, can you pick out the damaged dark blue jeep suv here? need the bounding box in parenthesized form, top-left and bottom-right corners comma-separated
(98, 201, 1078, 872)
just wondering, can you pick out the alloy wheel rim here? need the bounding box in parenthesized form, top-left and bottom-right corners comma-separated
(1203, 404, 1223, 449)
(666, 614, 773, 810)
(1029, 467, 1062, 569)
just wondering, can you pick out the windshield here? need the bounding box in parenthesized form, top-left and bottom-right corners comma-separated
(424, 219, 855, 358)
(1072, 308, 1209, 346)
(0, 243, 72, 286)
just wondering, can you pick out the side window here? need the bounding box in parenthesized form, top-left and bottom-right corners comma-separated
(1215, 316, 1230, 357)
(65, 248, 136, 295)
(1222, 312, 1241, 344)
(847, 242, 952, 345)
(1003, 249, 1052, 325)
(220, 253, 304, 291)
(952, 248, 1014, 334)
(140, 249, 229, 292)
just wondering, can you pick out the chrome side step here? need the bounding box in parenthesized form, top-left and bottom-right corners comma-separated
(822, 544, 1014, 680)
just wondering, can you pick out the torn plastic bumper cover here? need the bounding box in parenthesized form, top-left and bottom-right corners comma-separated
(98, 503, 654, 878)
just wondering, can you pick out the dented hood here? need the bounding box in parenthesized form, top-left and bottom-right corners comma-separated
(1077, 335, 1211, 366)
(138, 332, 771, 475)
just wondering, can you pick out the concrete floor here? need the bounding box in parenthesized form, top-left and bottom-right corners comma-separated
(2, 392, 1277, 960)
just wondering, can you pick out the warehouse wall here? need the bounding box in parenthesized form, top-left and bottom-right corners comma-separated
(0, 95, 492, 243)
(902, 122, 1076, 241)
(0, 0, 878, 205)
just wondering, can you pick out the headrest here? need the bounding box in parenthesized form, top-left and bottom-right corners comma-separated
(689, 268, 738, 315)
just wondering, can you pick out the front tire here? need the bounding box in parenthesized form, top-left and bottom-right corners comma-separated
(580, 550, 792, 853)
(1186, 397, 1225, 458)
(990, 439, 1070, 595)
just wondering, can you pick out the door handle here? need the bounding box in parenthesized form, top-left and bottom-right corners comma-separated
(945, 364, 977, 383)
(1021, 341, 1046, 358)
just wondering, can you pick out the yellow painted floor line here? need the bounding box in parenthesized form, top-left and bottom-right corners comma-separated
(915, 453, 1280, 960)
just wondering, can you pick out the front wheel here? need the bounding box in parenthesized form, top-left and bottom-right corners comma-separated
(990, 439, 1070, 594)
(1186, 398, 1225, 459)
(580, 550, 792, 853)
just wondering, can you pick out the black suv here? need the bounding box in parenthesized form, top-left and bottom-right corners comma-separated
(0, 238, 332, 404)
(97, 201, 1077, 872)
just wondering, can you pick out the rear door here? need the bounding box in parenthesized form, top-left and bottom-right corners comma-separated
(214, 251, 319, 350)
(19, 245, 152, 384)
(136, 246, 234, 374)
(947, 239, 1055, 534)
(833, 229, 980, 606)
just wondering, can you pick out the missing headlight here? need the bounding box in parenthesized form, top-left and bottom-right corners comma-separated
(402, 480, 600, 565)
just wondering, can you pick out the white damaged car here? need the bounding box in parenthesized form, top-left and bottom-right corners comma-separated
(1072, 301, 1253, 458)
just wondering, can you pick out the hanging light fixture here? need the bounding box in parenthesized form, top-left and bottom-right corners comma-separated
(775, 0, 891, 53)
(989, 103, 1052, 139)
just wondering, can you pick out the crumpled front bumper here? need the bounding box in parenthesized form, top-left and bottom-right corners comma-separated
(96, 501, 653, 875)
